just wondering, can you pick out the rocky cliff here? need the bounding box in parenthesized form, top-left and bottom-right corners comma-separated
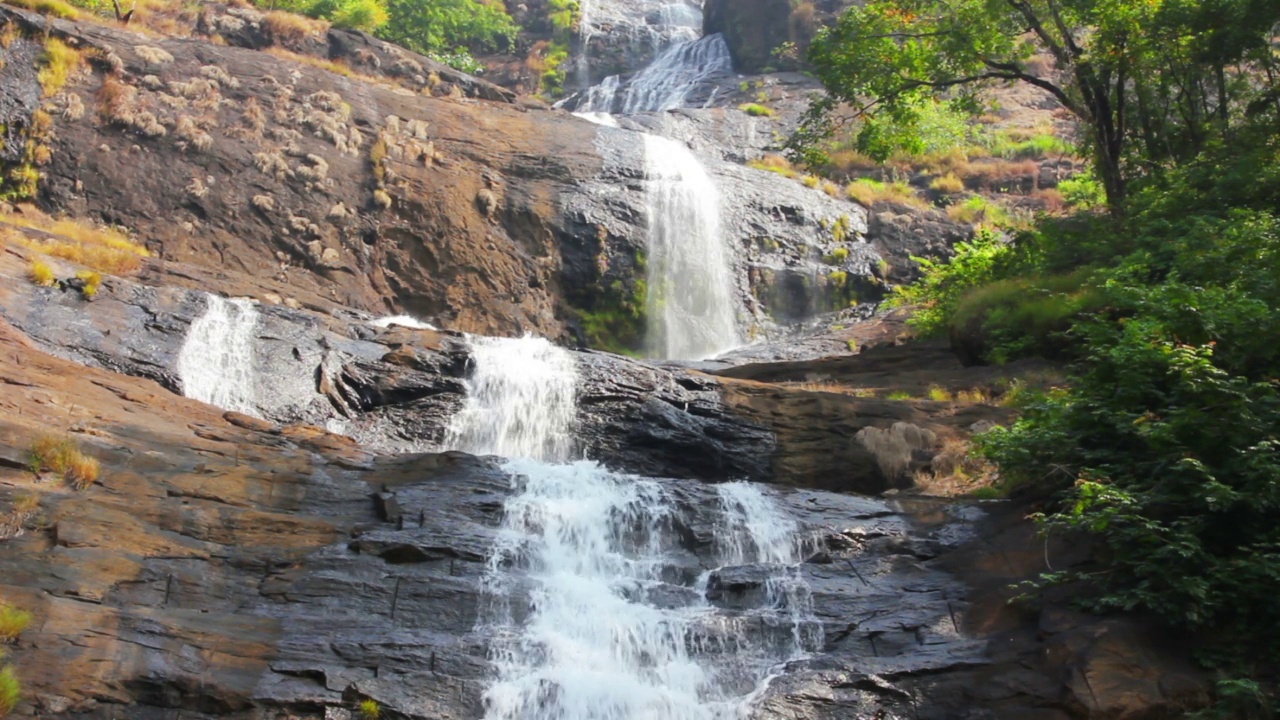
(1, 3, 953, 354)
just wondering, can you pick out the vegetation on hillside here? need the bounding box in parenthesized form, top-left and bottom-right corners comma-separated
(808, 0, 1280, 708)
(799, 0, 1280, 211)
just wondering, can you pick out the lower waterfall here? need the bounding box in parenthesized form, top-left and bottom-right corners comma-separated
(447, 335, 817, 720)
(176, 294, 259, 416)
(643, 134, 740, 360)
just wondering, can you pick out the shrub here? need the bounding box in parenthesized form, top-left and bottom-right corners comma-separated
(359, 699, 380, 720)
(0, 606, 31, 644)
(738, 103, 775, 117)
(28, 261, 55, 287)
(887, 229, 1018, 336)
(929, 173, 964, 193)
(886, 390, 912, 400)
(263, 10, 329, 48)
(328, 0, 388, 31)
(1058, 174, 1105, 209)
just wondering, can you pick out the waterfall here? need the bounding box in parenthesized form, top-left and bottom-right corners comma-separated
(644, 134, 740, 360)
(443, 334, 578, 462)
(576, 33, 733, 114)
(482, 461, 821, 720)
(370, 314, 437, 330)
(176, 295, 259, 416)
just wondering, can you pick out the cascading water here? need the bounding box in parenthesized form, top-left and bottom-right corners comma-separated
(575, 33, 733, 114)
(176, 294, 259, 415)
(440, 331, 818, 718)
(443, 334, 578, 462)
(481, 462, 822, 720)
(643, 133, 740, 360)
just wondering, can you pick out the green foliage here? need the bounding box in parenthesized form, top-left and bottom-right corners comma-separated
(358, 699, 381, 720)
(1058, 175, 1105, 210)
(854, 98, 983, 161)
(986, 131, 1074, 160)
(887, 229, 1020, 336)
(376, 0, 517, 65)
(538, 41, 571, 97)
(265, 0, 390, 32)
(946, 138, 1280, 685)
(798, 0, 1280, 209)
(546, 0, 580, 33)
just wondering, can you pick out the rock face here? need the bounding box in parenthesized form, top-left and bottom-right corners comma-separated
(1, 4, 952, 354)
(0, 240, 1005, 494)
(0, 316, 1209, 719)
(703, 0, 852, 73)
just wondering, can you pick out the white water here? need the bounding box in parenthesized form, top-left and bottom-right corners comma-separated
(643, 134, 740, 360)
(176, 295, 259, 415)
(482, 462, 821, 720)
(443, 334, 578, 462)
(576, 33, 734, 114)
(370, 314, 437, 330)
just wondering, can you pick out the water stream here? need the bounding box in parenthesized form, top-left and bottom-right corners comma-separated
(448, 332, 819, 720)
(176, 294, 259, 416)
(643, 134, 740, 360)
(443, 334, 579, 462)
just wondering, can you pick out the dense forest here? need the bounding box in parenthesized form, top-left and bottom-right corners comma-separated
(794, 0, 1280, 713)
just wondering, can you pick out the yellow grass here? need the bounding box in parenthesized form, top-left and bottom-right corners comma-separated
(264, 10, 329, 49)
(3, 212, 150, 275)
(28, 260, 55, 286)
(747, 153, 798, 179)
(929, 173, 964, 193)
(266, 47, 358, 79)
(0, 605, 32, 643)
(846, 179, 928, 208)
(65, 453, 100, 489)
(5, 0, 80, 18)
(38, 38, 83, 98)
(27, 434, 99, 490)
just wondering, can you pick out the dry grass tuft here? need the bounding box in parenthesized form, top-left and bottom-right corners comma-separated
(0, 605, 31, 643)
(914, 437, 999, 497)
(6, 0, 80, 18)
(4, 212, 149, 275)
(28, 260, 55, 286)
(846, 178, 928, 208)
(38, 38, 83, 98)
(747, 153, 799, 179)
(929, 173, 965, 193)
(264, 11, 329, 49)
(27, 434, 99, 489)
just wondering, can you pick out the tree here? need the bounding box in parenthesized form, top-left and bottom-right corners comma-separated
(376, 0, 517, 59)
(799, 0, 1280, 211)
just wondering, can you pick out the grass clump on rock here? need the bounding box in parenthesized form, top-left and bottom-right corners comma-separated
(27, 435, 99, 490)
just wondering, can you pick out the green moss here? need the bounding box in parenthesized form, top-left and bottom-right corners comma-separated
(573, 252, 648, 355)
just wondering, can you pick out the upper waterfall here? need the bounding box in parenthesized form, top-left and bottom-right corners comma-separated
(643, 133, 740, 360)
(443, 335, 578, 462)
(575, 33, 734, 114)
(176, 295, 259, 416)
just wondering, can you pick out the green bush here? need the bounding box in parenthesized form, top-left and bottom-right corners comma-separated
(965, 140, 1280, 676)
(738, 103, 776, 117)
(1058, 175, 1105, 209)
